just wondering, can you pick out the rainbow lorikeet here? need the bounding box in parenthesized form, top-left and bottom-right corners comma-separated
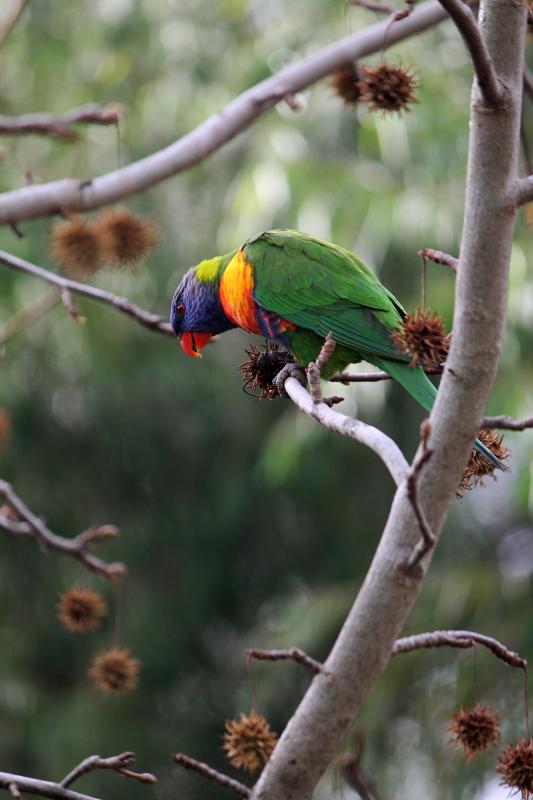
(171, 229, 503, 469)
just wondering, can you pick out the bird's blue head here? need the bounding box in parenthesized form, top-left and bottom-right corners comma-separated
(170, 258, 235, 358)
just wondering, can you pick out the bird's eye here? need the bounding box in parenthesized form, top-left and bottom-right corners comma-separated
(177, 303, 185, 316)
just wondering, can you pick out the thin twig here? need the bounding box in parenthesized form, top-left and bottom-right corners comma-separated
(0, 0, 471, 225)
(406, 421, 435, 570)
(246, 648, 326, 676)
(0, 250, 173, 337)
(338, 733, 384, 800)
(392, 630, 527, 670)
(418, 247, 459, 272)
(61, 753, 156, 788)
(435, 0, 503, 107)
(0, 480, 126, 580)
(308, 332, 336, 404)
(329, 366, 443, 383)
(0, 287, 61, 346)
(482, 414, 533, 431)
(173, 754, 250, 798)
(284, 378, 409, 486)
(514, 174, 533, 207)
(0, 752, 154, 800)
(0, 104, 124, 141)
(0, 0, 28, 46)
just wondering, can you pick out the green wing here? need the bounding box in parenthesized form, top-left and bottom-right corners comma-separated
(246, 230, 408, 363)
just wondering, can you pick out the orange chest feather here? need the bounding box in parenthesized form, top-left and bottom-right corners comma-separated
(219, 250, 261, 334)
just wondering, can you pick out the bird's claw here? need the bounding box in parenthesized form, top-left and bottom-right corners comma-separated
(274, 363, 307, 398)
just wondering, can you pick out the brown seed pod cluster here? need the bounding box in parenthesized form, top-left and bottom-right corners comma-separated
(459, 428, 510, 494)
(358, 63, 418, 113)
(331, 62, 418, 113)
(98, 208, 157, 268)
(88, 647, 140, 694)
(51, 217, 105, 279)
(222, 711, 278, 773)
(391, 310, 450, 369)
(240, 343, 293, 399)
(330, 64, 362, 106)
(51, 209, 157, 278)
(497, 738, 533, 798)
(57, 586, 107, 633)
(448, 704, 500, 762)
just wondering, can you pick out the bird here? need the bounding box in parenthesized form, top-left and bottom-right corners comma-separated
(171, 229, 504, 469)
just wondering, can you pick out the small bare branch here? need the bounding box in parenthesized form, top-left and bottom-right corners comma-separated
(338, 733, 384, 800)
(61, 288, 86, 324)
(435, 0, 504, 107)
(307, 333, 336, 404)
(392, 630, 527, 671)
(173, 754, 250, 798)
(482, 414, 533, 431)
(60, 753, 155, 789)
(0, 104, 123, 141)
(329, 366, 443, 383)
(418, 247, 459, 272)
(406, 421, 435, 571)
(246, 648, 326, 676)
(514, 175, 533, 207)
(0, 0, 28, 46)
(0, 480, 126, 580)
(0, 250, 173, 338)
(0, 752, 153, 800)
(7, 784, 21, 800)
(284, 377, 409, 485)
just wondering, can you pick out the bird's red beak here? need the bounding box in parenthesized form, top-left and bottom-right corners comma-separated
(180, 331, 213, 358)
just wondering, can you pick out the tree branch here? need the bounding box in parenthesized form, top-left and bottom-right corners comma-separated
(405, 423, 436, 571)
(482, 414, 533, 431)
(251, 0, 526, 796)
(173, 754, 250, 798)
(392, 630, 527, 670)
(0, 480, 126, 580)
(435, 0, 504, 107)
(246, 648, 326, 676)
(0, 0, 28, 46)
(329, 366, 444, 383)
(284, 377, 409, 486)
(0, 752, 154, 800)
(0, 250, 173, 338)
(418, 247, 459, 272)
(0, 104, 123, 141)
(513, 174, 533, 206)
(0, 0, 466, 226)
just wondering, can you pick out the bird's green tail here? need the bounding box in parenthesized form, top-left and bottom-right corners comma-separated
(373, 359, 506, 471)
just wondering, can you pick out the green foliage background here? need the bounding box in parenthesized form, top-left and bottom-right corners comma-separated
(0, 1, 531, 798)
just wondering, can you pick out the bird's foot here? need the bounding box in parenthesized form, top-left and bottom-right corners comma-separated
(274, 363, 307, 398)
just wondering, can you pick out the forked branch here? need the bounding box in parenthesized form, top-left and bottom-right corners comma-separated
(0, 480, 126, 580)
(0, 104, 123, 141)
(436, 0, 504, 107)
(392, 630, 527, 671)
(0, 250, 173, 338)
(0, 752, 155, 800)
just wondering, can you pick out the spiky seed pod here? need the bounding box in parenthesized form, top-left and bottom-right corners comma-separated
(222, 711, 278, 773)
(0, 407, 12, 449)
(497, 739, 533, 799)
(357, 63, 418, 113)
(88, 647, 140, 693)
(57, 586, 107, 633)
(459, 428, 511, 494)
(391, 310, 450, 369)
(97, 208, 157, 269)
(330, 64, 362, 106)
(51, 217, 105, 279)
(448, 704, 500, 761)
(240, 343, 293, 399)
